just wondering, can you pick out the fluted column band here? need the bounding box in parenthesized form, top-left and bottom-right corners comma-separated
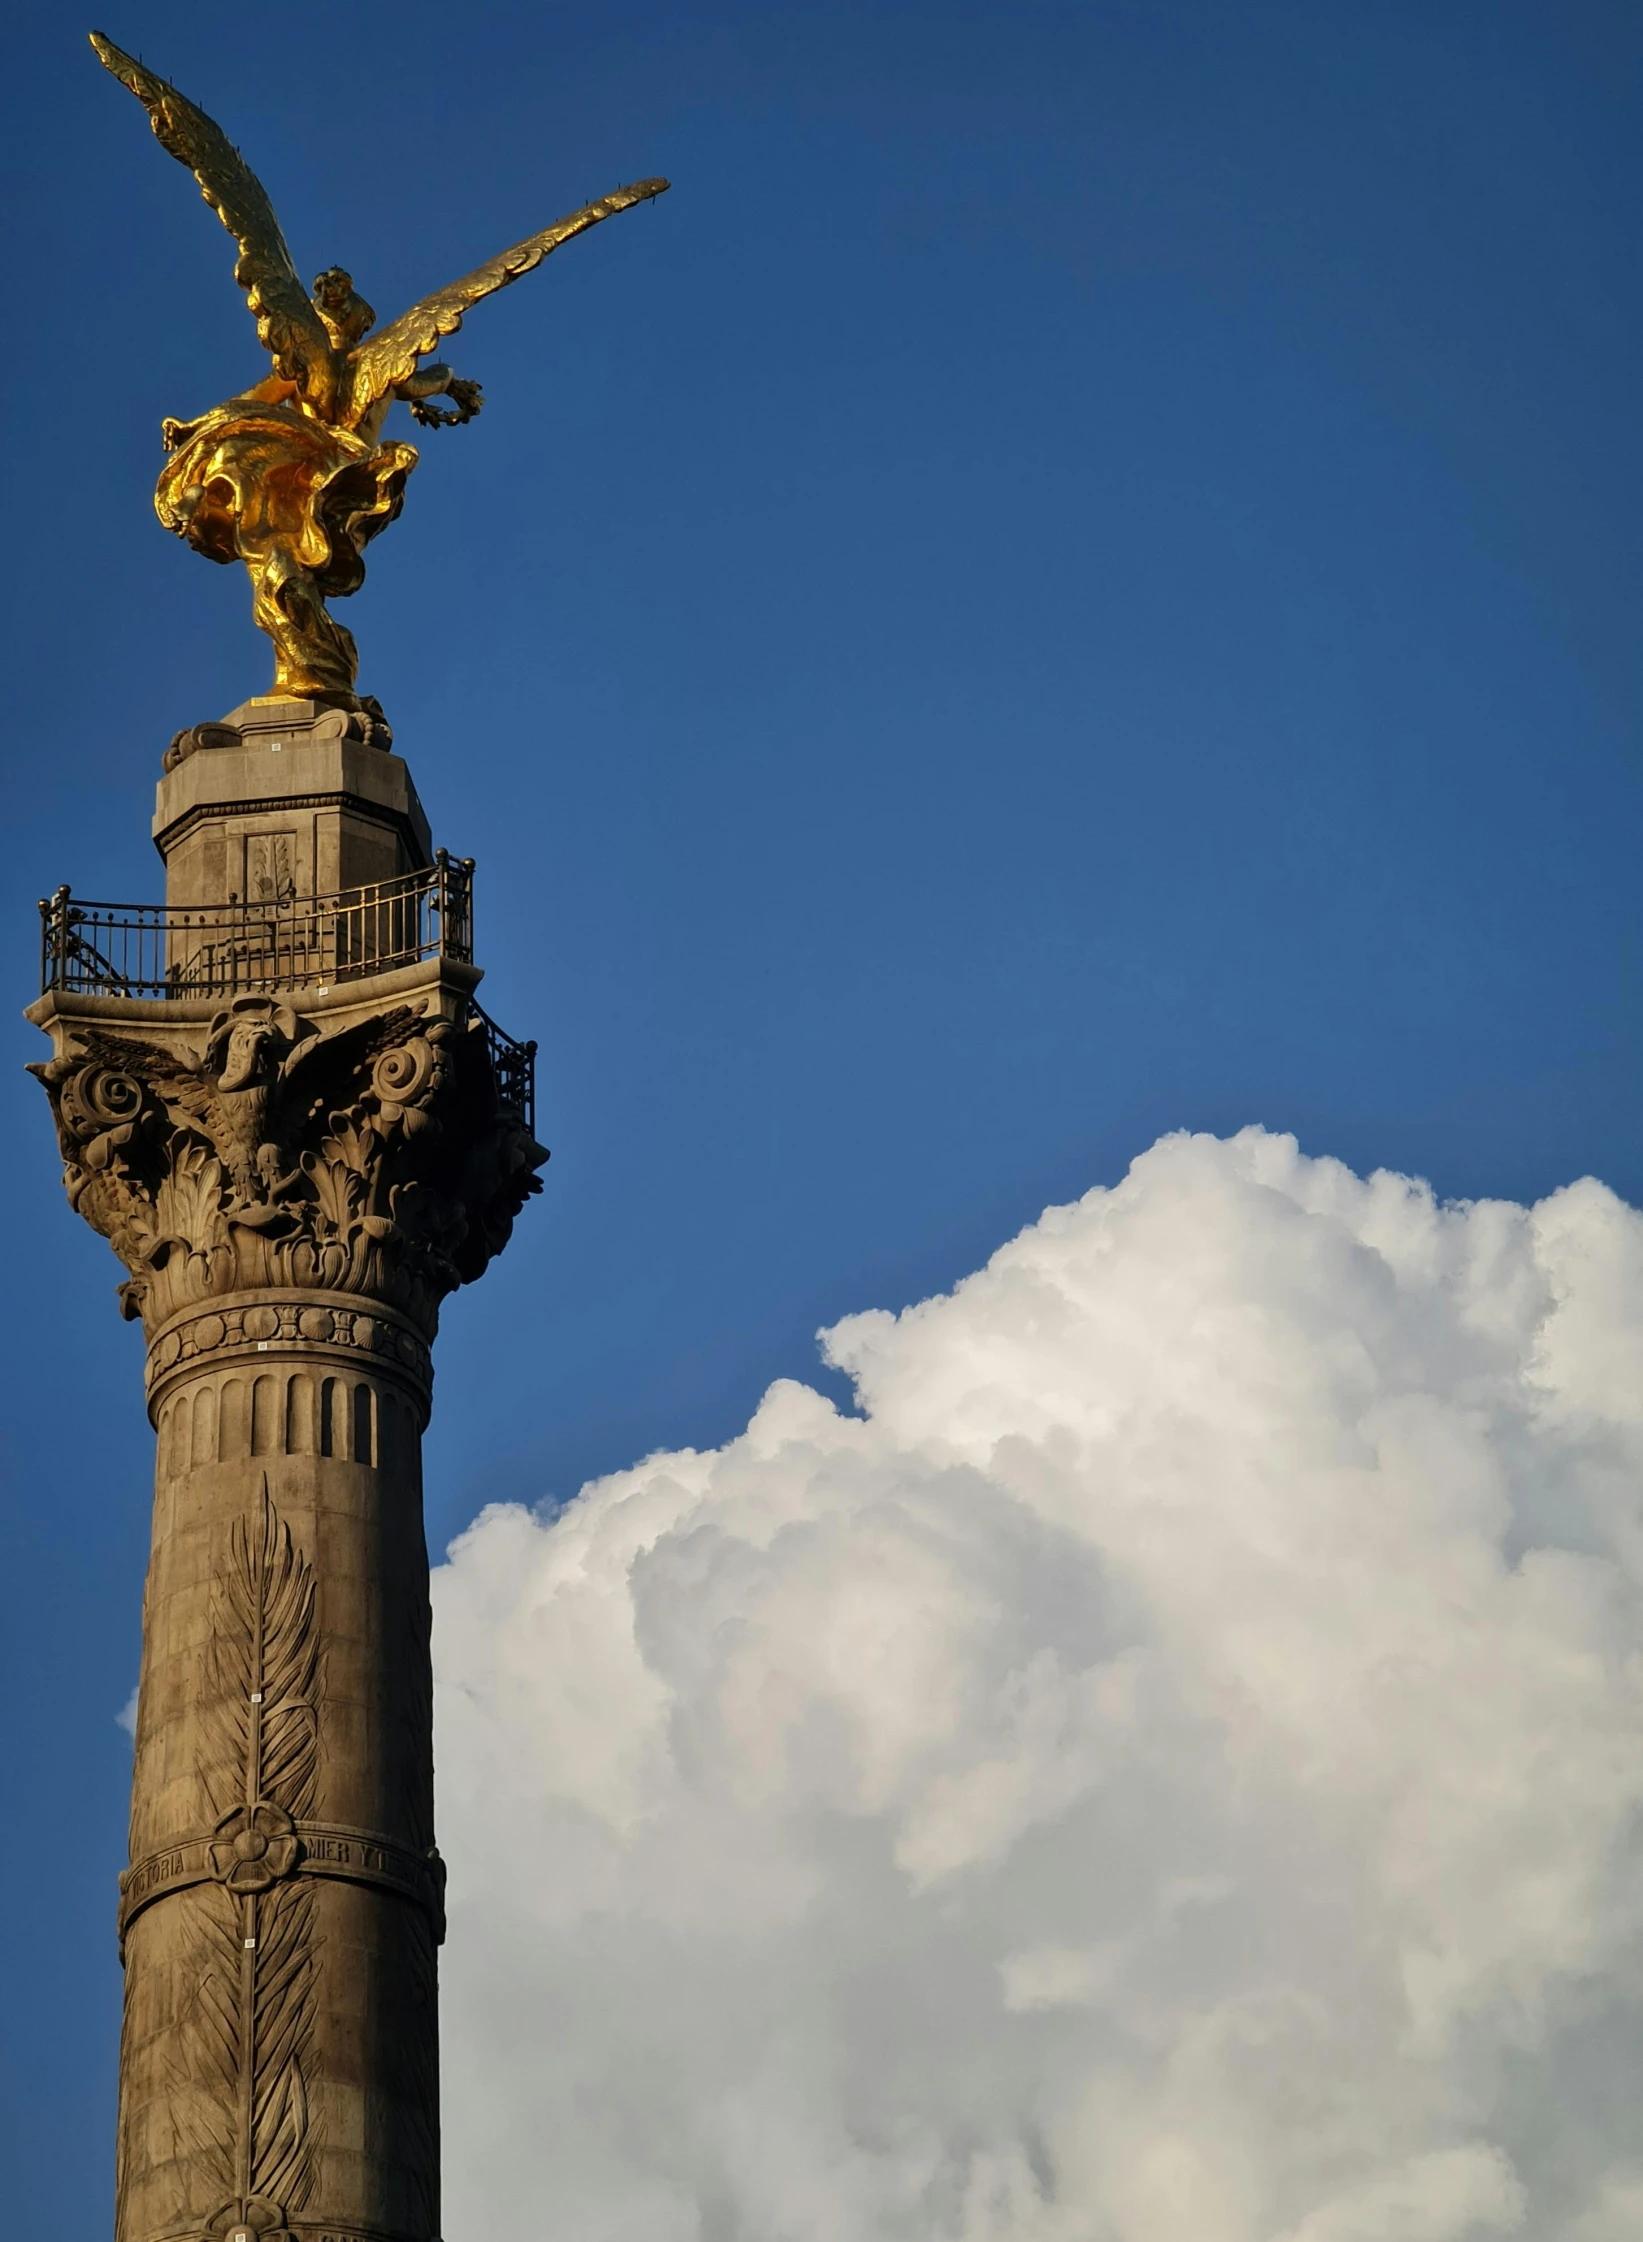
(145, 1289, 435, 1424)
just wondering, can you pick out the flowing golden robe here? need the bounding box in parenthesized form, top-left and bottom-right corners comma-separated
(157, 401, 417, 702)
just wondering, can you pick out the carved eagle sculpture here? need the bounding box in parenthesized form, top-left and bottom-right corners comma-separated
(91, 31, 670, 445)
(40, 1002, 424, 1208)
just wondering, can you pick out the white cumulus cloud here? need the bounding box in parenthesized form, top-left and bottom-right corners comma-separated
(433, 1127, 1643, 2240)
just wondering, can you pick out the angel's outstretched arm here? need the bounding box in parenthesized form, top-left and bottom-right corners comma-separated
(89, 32, 327, 383)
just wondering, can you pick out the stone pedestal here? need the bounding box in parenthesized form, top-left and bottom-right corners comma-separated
(29, 720, 544, 2242)
(158, 698, 432, 912)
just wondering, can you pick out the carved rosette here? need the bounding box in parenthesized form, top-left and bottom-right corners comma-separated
(209, 1802, 302, 1895)
(29, 991, 546, 1338)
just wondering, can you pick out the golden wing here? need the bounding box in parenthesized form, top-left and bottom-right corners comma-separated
(346, 179, 670, 422)
(90, 32, 327, 379)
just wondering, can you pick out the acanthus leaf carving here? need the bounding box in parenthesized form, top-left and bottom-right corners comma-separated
(32, 993, 545, 1333)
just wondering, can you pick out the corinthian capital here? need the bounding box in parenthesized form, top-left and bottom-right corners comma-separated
(29, 985, 545, 1334)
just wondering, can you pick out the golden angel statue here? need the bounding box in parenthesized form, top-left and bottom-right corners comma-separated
(92, 32, 668, 709)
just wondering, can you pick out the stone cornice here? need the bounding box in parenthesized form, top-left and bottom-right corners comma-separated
(152, 788, 431, 865)
(26, 955, 482, 1037)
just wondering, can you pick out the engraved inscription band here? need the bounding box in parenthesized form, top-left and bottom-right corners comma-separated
(119, 1821, 446, 1949)
(151, 2221, 441, 2242)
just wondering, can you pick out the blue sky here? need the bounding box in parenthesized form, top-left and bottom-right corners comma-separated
(5, 1, 1643, 2230)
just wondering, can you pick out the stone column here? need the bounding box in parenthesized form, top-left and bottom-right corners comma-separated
(29, 703, 545, 2242)
(118, 1297, 441, 2242)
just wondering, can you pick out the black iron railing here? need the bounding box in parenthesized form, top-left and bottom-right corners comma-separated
(37, 856, 538, 1134)
(38, 855, 474, 1001)
(473, 1003, 539, 1137)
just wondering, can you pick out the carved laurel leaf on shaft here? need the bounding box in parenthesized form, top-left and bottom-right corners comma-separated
(203, 1483, 319, 1823)
(114, 1920, 137, 2242)
(164, 1884, 241, 2209)
(187, 1489, 323, 2223)
(256, 1537, 320, 1826)
(201, 1606, 251, 1825)
(395, 1915, 441, 2236)
(251, 1880, 319, 2212)
(398, 1577, 436, 1855)
(161, 1887, 320, 2223)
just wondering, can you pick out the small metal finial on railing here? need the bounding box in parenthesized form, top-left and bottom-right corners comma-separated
(38, 886, 71, 994)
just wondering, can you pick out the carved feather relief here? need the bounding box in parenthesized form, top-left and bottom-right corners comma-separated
(247, 1880, 319, 2217)
(203, 1482, 320, 1827)
(172, 1484, 322, 2236)
(395, 1916, 442, 2237)
(163, 1885, 240, 2212)
(164, 1878, 319, 2235)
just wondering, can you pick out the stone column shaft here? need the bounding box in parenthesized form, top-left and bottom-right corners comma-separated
(118, 1293, 441, 2242)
